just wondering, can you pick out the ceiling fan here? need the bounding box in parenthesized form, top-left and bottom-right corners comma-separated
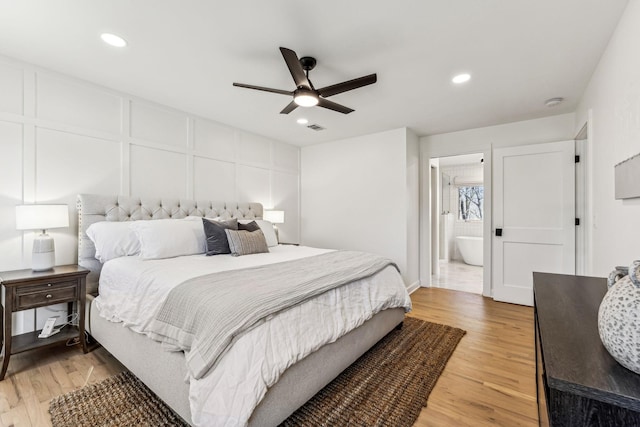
(233, 47, 377, 115)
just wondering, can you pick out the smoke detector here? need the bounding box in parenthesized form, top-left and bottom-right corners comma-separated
(544, 97, 564, 107)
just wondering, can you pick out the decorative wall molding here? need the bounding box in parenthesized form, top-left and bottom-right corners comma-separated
(0, 54, 301, 333)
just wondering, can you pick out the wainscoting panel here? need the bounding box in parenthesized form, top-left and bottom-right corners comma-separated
(130, 145, 187, 199)
(35, 128, 122, 199)
(193, 156, 237, 201)
(271, 170, 300, 244)
(35, 127, 123, 266)
(0, 63, 23, 115)
(193, 118, 236, 162)
(237, 164, 271, 207)
(130, 100, 188, 147)
(273, 141, 300, 172)
(238, 131, 272, 168)
(0, 121, 24, 272)
(36, 73, 122, 134)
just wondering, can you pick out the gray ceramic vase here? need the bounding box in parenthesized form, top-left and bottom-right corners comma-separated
(598, 260, 640, 374)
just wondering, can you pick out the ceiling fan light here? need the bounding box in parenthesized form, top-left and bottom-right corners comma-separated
(294, 93, 319, 107)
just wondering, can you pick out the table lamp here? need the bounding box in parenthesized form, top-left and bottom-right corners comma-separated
(15, 204, 69, 271)
(263, 210, 285, 241)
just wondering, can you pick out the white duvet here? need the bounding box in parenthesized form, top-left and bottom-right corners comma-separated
(95, 245, 412, 427)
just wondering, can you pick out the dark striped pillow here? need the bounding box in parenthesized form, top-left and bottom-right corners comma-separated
(224, 229, 269, 256)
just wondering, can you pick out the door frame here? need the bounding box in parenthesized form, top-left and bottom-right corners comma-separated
(430, 161, 440, 278)
(421, 146, 493, 297)
(575, 110, 593, 276)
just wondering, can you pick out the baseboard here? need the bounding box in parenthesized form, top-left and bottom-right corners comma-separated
(407, 280, 421, 294)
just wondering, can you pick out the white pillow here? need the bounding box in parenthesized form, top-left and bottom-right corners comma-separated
(183, 215, 213, 221)
(240, 219, 278, 247)
(129, 219, 207, 260)
(86, 221, 141, 263)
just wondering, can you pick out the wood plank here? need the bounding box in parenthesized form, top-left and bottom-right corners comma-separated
(0, 403, 30, 427)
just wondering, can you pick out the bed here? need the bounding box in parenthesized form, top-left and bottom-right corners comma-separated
(77, 193, 411, 426)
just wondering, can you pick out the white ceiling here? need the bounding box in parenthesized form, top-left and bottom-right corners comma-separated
(0, 1, 629, 146)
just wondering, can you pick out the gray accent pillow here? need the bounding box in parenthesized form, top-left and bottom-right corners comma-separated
(238, 221, 260, 232)
(224, 229, 269, 257)
(202, 218, 238, 255)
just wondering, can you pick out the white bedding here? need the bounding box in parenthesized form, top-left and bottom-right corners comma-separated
(95, 245, 412, 427)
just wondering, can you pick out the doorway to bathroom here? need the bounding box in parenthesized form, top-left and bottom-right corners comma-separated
(430, 153, 484, 294)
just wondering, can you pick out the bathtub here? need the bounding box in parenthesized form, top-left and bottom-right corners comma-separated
(456, 236, 483, 266)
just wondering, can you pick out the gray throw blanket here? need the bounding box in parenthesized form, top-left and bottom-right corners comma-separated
(149, 250, 399, 379)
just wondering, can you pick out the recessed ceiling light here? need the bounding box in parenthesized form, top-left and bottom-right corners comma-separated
(101, 33, 127, 48)
(297, 118, 309, 125)
(544, 97, 564, 107)
(452, 73, 471, 84)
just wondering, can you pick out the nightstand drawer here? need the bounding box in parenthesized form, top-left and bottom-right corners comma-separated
(14, 281, 78, 310)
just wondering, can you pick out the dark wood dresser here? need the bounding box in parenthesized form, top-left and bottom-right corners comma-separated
(534, 272, 640, 426)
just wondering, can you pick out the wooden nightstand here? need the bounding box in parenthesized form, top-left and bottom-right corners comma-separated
(0, 265, 89, 380)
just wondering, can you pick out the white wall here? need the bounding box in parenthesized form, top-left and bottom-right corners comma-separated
(301, 128, 420, 290)
(406, 129, 420, 289)
(420, 113, 576, 294)
(0, 54, 300, 333)
(575, 0, 640, 276)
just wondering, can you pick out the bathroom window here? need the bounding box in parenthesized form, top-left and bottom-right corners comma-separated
(458, 186, 483, 221)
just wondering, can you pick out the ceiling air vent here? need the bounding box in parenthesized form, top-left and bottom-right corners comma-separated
(307, 124, 325, 131)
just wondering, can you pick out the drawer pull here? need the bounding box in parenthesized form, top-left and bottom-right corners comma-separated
(46, 294, 53, 299)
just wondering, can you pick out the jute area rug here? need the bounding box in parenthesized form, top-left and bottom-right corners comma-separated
(49, 317, 465, 427)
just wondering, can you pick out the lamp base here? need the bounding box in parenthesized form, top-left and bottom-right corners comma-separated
(32, 233, 55, 271)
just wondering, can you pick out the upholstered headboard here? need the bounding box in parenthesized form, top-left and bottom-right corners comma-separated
(77, 194, 263, 294)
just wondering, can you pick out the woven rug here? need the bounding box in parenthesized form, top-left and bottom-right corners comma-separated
(50, 317, 465, 427)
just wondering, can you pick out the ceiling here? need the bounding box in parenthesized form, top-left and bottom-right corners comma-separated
(0, 1, 629, 147)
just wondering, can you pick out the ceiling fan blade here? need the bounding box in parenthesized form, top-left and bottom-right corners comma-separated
(233, 83, 292, 96)
(279, 47, 311, 88)
(317, 74, 377, 98)
(280, 101, 299, 114)
(317, 98, 354, 114)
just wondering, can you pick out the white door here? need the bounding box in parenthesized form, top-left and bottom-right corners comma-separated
(493, 141, 575, 306)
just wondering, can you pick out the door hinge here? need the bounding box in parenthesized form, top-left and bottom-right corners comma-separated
(575, 155, 580, 163)
(575, 218, 580, 226)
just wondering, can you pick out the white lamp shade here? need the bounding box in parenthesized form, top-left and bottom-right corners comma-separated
(263, 210, 285, 224)
(15, 204, 69, 231)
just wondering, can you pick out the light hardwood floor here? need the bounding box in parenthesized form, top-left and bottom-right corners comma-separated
(412, 288, 537, 426)
(0, 288, 536, 426)
(0, 343, 126, 427)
